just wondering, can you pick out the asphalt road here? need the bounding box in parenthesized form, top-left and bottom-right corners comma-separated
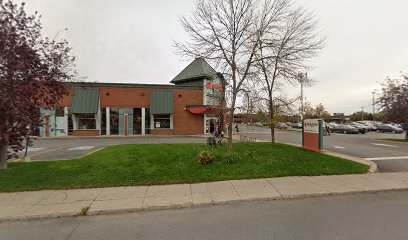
(1, 191, 408, 240)
(17, 136, 207, 161)
(240, 126, 408, 173)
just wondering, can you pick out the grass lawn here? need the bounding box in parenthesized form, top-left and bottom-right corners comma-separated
(0, 143, 369, 192)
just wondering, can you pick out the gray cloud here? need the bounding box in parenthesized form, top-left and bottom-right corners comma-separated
(20, 0, 408, 114)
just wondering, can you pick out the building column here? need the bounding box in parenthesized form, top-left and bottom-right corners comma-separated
(45, 115, 50, 137)
(64, 107, 69, 136)
(151, 114, 155, 130)
(124, 114, 129, 136)
(72, 114, 78, 130)
(106, 107, 110, 135)
(141, 108, 146, 135)
(203, 115, 206, 134)
(96, 108, 101, 134)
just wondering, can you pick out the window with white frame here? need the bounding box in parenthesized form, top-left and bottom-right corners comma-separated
(153, 114, 172, 129)
(77, 114, 96, 129)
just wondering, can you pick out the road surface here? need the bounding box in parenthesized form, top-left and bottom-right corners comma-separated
(1, 191, 408, 240)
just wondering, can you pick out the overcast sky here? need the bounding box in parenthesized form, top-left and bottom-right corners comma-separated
(19, 0, 408, 114)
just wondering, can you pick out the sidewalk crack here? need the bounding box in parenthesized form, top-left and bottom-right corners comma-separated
(20, 190, 55, 217)
(141, 186, 149, 209)
(229, 181, 241, 200)
(266, 178, 283, 198)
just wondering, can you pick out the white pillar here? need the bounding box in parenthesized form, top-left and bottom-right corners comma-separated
(106, 107, 110, 135)
(150, 114, 154, 130)
(64, 107, 69, 136)
(141, 108, 146, 135)
(72, 114, 78, 130)
(95, 109, 101, 131)
(204, 115, 207, 134)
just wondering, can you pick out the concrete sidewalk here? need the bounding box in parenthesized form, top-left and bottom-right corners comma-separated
(1, 172, 408, 222)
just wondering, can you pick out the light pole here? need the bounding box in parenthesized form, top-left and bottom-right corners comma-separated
(371, 91, 376, 117)
(298, 73, 307, 122)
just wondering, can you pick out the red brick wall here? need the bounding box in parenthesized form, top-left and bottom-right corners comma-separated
(60, 86, 205, 135)
(99, 88, 150, 108)
(172, 89, 204, 135)
(59, 86, 74, 107)
(73, 130, 100, 136)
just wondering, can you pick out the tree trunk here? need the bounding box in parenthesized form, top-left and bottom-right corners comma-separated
(227, 107, 234, 153)
(269, 99, 276, 144)
(405, 124, 408, 140)
(270, 115, 275, 144)
(0, 143, 7, 171)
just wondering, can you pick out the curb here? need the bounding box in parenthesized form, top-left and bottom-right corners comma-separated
(323, 150, 379, 173)
(273, 141, 378, 173)
(2, 187, 408, 222)
(33, 135, 209, 140)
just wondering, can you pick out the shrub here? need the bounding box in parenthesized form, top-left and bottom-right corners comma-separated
(197, 150, 215, 164)
(223, 152, 240, 164)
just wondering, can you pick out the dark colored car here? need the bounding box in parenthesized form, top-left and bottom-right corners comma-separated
(348, 122, 367, 134)
(289, 122, 302, 129)
(376, 124, 404, 134)
(276, 122, 288, 129)
(331, 124, 359, 134)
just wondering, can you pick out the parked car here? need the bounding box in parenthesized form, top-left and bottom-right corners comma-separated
(331, 124, 359, 134)
(252, 122, 263, 127)
(276, 122, 288, 129)
(348, 122, 367, 134)
(326, 122, 338, 130)
(289, 122, 302, 129)
(375, 124, 404, 134)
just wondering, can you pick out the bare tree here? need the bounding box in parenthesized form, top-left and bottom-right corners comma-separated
(175, 0, 288, 152)
(253, 2, 325, 143)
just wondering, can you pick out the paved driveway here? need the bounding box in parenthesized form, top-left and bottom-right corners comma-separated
(240, 125, 408, 173)
(18, 136, 207, 161)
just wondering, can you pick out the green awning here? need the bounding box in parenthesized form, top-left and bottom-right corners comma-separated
(71, 88, 99, 114)
(150, 90, 174, 114)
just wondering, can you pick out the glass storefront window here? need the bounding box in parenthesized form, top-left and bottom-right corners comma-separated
(101, 108, 106, 135)
(133, 108, 142, 134)
(77, 114, 96, 129)
(110, 108, 119, 135)
(145, 108, 151, 134)
(153, 114, 171, 129)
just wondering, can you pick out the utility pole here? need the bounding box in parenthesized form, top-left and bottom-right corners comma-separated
(361, 106, 364, 121)
(299, 73, 307, 122)
(371, 91, 375, 117)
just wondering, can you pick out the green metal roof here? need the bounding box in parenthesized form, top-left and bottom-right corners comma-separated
(63, 82, 202, 90)
(171, 58, 217, 83)
(71, 88, 99, 114)
(150, 90, 174, 114)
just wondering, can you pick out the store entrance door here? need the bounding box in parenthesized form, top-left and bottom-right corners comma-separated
(205, 117, 219, 134)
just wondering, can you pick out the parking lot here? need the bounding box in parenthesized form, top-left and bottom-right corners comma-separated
(17, 136, 207, 161)
(240, 125, 408, 173)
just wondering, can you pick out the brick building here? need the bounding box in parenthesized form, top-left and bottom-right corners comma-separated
(39, 58, 225, 137)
